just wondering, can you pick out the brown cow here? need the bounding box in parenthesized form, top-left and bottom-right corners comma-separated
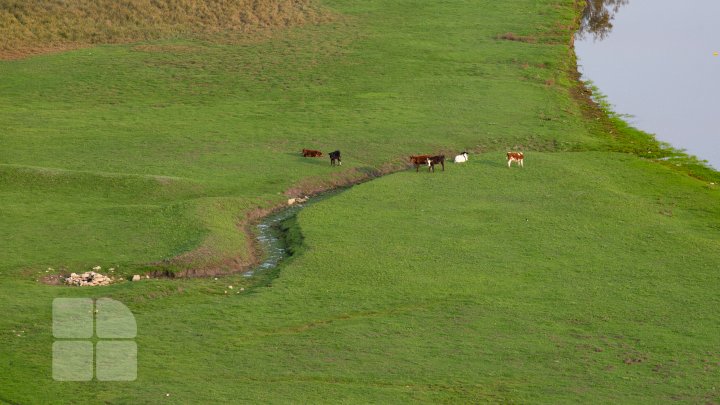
(302, 149, 323, 157)
(409, 155, 432, 172)
(507, 152, 524, 168)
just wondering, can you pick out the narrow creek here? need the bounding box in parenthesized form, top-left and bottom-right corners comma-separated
(244, 189, 347, 278)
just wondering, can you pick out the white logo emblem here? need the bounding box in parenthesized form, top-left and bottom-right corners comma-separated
(52, 298, 137, 381)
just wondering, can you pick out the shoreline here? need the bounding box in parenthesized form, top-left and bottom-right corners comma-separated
(570, 2, 720, 182)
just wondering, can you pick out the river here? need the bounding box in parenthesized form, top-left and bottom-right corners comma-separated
(574, 0, 720, 169)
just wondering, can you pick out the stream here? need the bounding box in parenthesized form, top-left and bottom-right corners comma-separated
(244, 189, 346, 277)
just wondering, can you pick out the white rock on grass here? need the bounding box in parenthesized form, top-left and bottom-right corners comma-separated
(132, 275, 141, 282)
(64, 271, 113, 287)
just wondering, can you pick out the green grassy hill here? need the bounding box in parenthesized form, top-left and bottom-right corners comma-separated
(1, 0, 718, 403)
(1, 0, 595, 277)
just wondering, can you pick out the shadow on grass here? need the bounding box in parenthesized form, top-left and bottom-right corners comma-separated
(472, 159, 505, 168)
(283, 152, 331, 167)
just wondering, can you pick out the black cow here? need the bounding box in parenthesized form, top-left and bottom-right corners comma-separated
(329, 150, 342, 166)
(426, 155, 445, 172)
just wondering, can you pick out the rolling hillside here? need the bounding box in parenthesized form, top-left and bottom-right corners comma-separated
(1, 0, 718, 403)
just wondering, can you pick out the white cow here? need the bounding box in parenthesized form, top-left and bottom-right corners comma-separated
(454, 151, 469, 163)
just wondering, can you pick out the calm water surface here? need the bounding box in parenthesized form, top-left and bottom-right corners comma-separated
(575, 0, 720, 168)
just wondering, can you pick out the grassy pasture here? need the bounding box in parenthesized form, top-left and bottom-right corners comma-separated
(1, 0, 595, 276)
(1, 0, 719, 403)
(2, 153, 719, 403)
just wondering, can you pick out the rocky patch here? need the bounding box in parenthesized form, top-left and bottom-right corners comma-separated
(65, 271, 113, 287)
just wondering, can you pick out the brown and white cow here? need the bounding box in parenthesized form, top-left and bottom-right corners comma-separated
(302, 149, 323, 157)
(409, 155, 432, 172)
(506, 152, 524, 168)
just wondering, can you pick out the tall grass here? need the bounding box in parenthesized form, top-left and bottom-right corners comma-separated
(0, 0, 327, 58)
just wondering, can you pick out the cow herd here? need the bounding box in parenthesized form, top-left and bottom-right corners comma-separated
(301, 148, 524, 170)
(408, 151, 524, 172)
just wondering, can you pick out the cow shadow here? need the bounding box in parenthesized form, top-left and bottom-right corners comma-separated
(472, 159, 503, 168)
(284, 152, 331, 166)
